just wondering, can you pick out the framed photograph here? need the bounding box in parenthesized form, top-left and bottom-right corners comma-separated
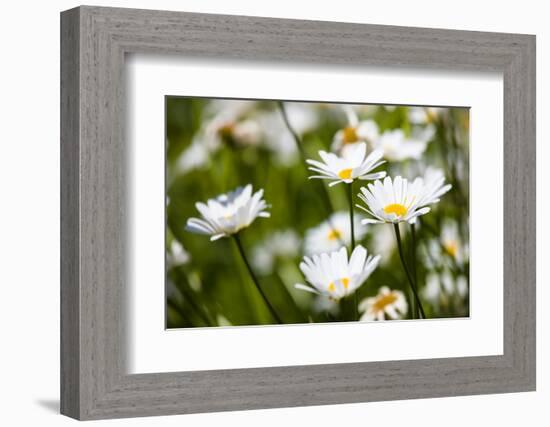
(61, 6, 536, 420)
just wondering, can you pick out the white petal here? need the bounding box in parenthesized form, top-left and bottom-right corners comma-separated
(210, 233, 227, 241)
(294, 284, 321, 295)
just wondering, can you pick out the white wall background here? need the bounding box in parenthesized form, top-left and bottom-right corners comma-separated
(0, 0, 546, 425)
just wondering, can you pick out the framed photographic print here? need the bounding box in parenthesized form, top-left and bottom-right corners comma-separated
(61, 6, 536, 420)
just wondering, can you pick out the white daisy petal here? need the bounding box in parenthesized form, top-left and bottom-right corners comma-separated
(294, 283, 321, 295)
(295, 245, 380, 300)
(306, 142, 386, 186)
(356, 174, 449, 225)
(186, 185, 270, 240)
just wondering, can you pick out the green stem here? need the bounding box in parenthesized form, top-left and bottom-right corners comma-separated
(233, 234, 283, 324)
(346, 182, 358, 320)
(347, 182, 356, 250)
(278, 102, 306, 160)
(393, 223, 426, 319)
(277, 102, 335, 220)
(410, 222, 420, 319)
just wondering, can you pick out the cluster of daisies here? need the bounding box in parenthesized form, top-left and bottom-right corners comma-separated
(184, 104, 452, 323)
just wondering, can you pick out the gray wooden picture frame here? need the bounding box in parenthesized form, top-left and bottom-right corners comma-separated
(60, 5, 536, 421)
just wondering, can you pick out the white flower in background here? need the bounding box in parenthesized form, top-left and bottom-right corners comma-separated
(372, 129, 428, 161)
(186, 184, 270, 241)
(176, 100, 261, 173)
(252, 229, 301, 274)
(422, 220, 468, 268)
(423, 270, 468, 307)
(371, 223, 397, 265)
(419, 167, 452, 207)
(167, 240, 190, 267)
(440, 220, 467, 264)
(408, 106, 442, 125)
(306, 142, 386, 186)
(244, 103, 318, 166)
(282, 102, 319, 135)
(255, 114, 294, 165)
(295, 246, 380, 300)
(357, 176, 432, 224)
(207, 116, 263, 148)
(411, 122, 437, 144)
(359, 286, 408, 321)
(304, 211, 366, 255)
(331, 106, 380, 152)
(204, 100, 263, 148)
(408, 107, 442, 146)
(176, 137, 211, 172)
(230, 119, 263, 146)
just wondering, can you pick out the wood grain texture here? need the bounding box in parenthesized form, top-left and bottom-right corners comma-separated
(60, 5, 536, 420)
(60, 7, 81, 419)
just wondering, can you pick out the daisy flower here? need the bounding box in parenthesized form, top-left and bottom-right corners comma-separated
(177, 101, 261, 173)
(304, 211, 366, 255)
(421, 220, 469, 269)
(331, 106, 380, 152)
(356, 176, 431, 224)
(306, 142, 386, 187)
(359, 286, 408, 321)
(295, 245, 380, 300)
(200, 100, 264, 149)
(185, 184, 270, 241)
(440, 220, 468, 265)
(372, 129, 428, 162)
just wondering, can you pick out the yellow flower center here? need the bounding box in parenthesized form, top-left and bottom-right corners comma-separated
(338, 168, 353, 180)
(444, 240, 458, 258)
(427, 110, 438, 123)
(383, 203, 408, 217)
(342, 126, 359, 144)
(327, 228, 342, 241)
(218, 122, 235, 141)
(328, 277, 350, 293)
(372, 293, 398, 312)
